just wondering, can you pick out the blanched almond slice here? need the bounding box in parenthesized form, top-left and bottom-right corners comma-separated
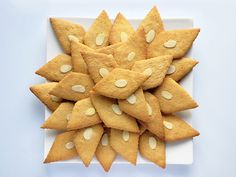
(161, 90, 173, 100)
(163, 121, 173, 130)
(126, 94, 137, 104)
(50, 95, 62, 102)
(148, 136, 157, 149)
(66, 113, 71, 121)
(60, 64, 72, 73)
(68, 35, 78, 41)
(111, 104, 122, 115)
(96, 33, 105, 46)
(85, 107, 96, 116)
(65, 141, 74, 150)
(120, 32, 129, 42)
(115, 79, 127, 88)
(122, 131, 129, 141)
(143, 68, 153, 76)
(83, 128, 93, 140)
(166, 65, 176, 75)
(163, 40, 177, 48)
(145, 30, 156, 43)
(146, 103, 152, 116)
(127, 52, 136, 61)
(71, 85, 85, 93)
(99, 68, 109, 78)
(101, 133, 108, 146)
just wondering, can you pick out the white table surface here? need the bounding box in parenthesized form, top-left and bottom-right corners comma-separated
(1, 0, 236, 177)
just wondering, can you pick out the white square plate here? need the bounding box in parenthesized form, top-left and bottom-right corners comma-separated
(45, 17, 195, 165)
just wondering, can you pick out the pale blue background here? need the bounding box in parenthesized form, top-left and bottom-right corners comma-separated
(1, 0, 236, 177)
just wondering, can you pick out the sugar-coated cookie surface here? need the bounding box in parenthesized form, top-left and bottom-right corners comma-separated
(110, 129, 139, 165)
(153, 78, 198, 114)
(30, 82, 62, 111)
(50, 72, 94, 101)
(139, 131, 166, 168)
(41, 102, 74, 130)
(73, 124, 104, 167)
(67, 98, 101, 130)
(50, 18, 85, 54)
(44, 131, 78, 163)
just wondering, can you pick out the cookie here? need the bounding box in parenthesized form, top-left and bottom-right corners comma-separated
(139, 131, 166, 168)
(139, 92, 165, 140)
(82, 51, 118, 83)
(109, 12, 134, 44)
(70, 37, 90, 74)
(90, 92, 139, 133)
(50, 72, 94, 101)
(30, 82, 61, 111)
(137, 6, 164, 45)
(163, 114, 200, 142)
(84, 10, 112, 49)
(113, 29, 147, 69)
(93, 68, 149, 99)
(96, 42, 122, 55)
(41, 102, 74, 131)
(73, 124, 104, 167)
(118, 88, 152, 122)
(95, 129, 116, 172)
(67, 98, 101, 130)
(166, 57, 199, 81)
(153, 78, 198, 114)
(50, 18, 85, 54)
(35, 54, 72, 81)
(110, 129, 139, 165)
(132, 55, 173, 90)
(44, 131, 78, 163)
(148, 29, 200, 59)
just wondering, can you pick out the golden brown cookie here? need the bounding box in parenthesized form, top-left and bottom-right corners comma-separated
(84, 11, 112, 49)
(118, 88, 152, 122)
(139, 92, 165, 140)
(70, 38, 91, 74)
(148, 29, 200, 59)
(90, 92, 139, 133)
(50, 72, 94, 101)
(82, 51, 118, 83)
(30, 82, 62, 111)
(110, 129, 139, 165)
(137, 6, 164, 45)
(132, 55, 173, 90)
(36, 54, 72, 81)
(163, 114, 200, 142)
(41, 102, 74, 130)
(73, 124, 104, 167)
(93, 68, 149, 99)
(95, 129, 116, 172)
(67, 98, 101, 130)
(139, 131, 166, 168)
(96, 42, 122, 55)
(113, 29, 147, 69)
(166, 57, 199, 81)
(50, 18, 85, 54)
(153, 78, 198, 114)
(44, 131, 78, 163)
(109, 12, 134, 44)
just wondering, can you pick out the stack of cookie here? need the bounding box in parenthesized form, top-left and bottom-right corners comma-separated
(30, 6, 200, 171)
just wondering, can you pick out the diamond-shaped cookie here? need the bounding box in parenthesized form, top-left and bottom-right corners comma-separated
(153, 78, 198, 114)
(93, 68, 149, 99)
(109, 12, 134, 44)
(96, 42, 122, 55)
(50, 72, 94, 101)
(148, 29, 200, 59)
(50, 18, 85, 54)
(132, 55, 173, 90)
(84, 10, 112, 49)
